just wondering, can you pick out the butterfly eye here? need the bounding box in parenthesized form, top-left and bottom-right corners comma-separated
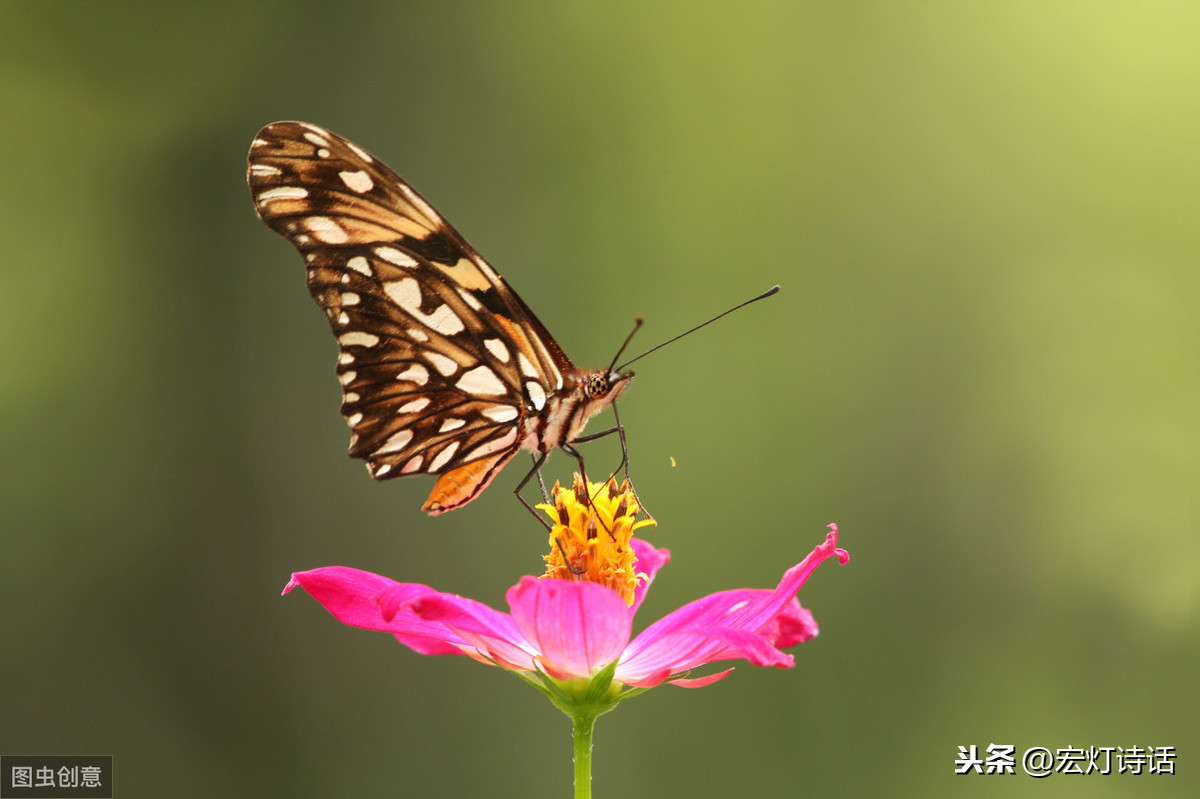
(584, 374, 609, 399)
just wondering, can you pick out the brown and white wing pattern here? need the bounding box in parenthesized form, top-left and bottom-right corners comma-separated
(248, 121, 577, 512)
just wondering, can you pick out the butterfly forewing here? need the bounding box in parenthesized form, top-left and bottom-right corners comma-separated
(248, 121, 580, 509)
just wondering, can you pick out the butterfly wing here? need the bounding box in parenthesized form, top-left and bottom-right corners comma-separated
(247, 121, 572, 511)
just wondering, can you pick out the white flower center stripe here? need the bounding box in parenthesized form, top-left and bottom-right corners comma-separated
(456, 366, 507, 396)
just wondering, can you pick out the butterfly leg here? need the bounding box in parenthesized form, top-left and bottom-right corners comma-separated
(559, 441, 623, 541)
(532, 452, 551, 502)
(567, 408, 654, 523)
(513, 451, 554, 530)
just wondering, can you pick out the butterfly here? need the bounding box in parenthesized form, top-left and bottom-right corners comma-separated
(247, 121, 635, 516)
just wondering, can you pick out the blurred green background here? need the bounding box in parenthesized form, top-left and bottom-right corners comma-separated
(2, 1, 1195, 797)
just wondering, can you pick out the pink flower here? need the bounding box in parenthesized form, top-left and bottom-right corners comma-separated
(284, 524, 848, 689)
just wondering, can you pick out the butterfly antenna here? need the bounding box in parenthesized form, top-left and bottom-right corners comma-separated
(607, 318, 643, 374)
(617, 285, 780, 371)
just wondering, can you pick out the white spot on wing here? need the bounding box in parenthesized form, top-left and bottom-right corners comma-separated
(339, 331, 380, 348)
(402, 455, 424, 473)
(343, 391, 360, 403)
(303, 132, 330, 148)
(465, 427, 519, 459)
(346, 141, 374, 163)
(395, 364, 429, 385)
(339, 170, 374, 193)
(438, 418, 466, 433)
(484, 338, 510, 363)
(517, 352, 539, 378)
(526, 380, 547, 410)
(422, 305, 465, 335)
(397, 398, 431, 414)
(376, 246, 417, 267)
(376, 430, 413, 455)
(429, 441, 460, 472)
(482, 405, 520, 423)
(347, 412, 364, 426)
(338, 352, 355, 365)
(347, 256, 373, 276)
(426, 352, 458, 376)
(383, 279, 465, 335)
(257, 186, 308, 203)
(456, 365, 507, 396)
(249, 164, 281, 176)
(339, 371, 356, 385)
(337, 311, 350, 325)
(407, 327, 429, 342)
(383, 278, 422, 310)
(341, 292, 360, 305)
(374, 462, 392, 477)
(305, 216, 349, 244)
(458, 288, 483, 311)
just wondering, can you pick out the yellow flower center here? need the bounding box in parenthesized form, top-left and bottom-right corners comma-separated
(539, 474, 655, 605)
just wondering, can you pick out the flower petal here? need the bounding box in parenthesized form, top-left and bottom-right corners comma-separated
(616, 525, 846, 683)
(507, 576, 632, 680)
(285, 567, 536, 668)
(629, 538, 670, 615)
(670, 668, 735, 688)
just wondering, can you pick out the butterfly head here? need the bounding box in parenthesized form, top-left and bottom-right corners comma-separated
(570, 368, 633, 432)
(584, 369, 633, 402)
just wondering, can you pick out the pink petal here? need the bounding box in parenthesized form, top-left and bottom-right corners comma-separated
(616, 525, 846, 682)
(629, 538, 670, 615)
(403, 589, 539, 671)
(670, 668, 735, 688)
(507, 576, 632, 680)
(284, 567, 535, 667)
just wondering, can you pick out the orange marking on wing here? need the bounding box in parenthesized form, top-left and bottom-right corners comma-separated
(422, 449, 519, 514)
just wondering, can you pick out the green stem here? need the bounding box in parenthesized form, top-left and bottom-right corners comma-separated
(572, 711, 596, 799)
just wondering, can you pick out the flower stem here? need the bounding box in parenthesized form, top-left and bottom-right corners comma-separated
(572, 711, 596, 799)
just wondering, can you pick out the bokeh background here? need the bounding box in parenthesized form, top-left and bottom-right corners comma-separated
(2, 2, 1195, 797)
